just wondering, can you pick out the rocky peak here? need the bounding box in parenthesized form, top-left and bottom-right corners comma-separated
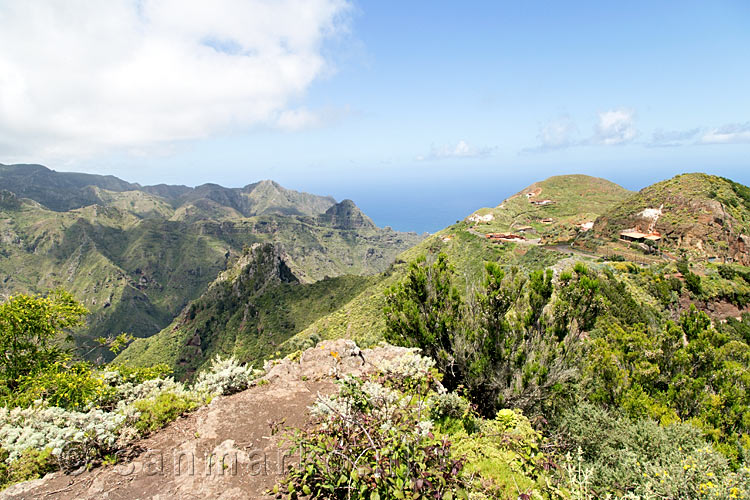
(319, 199, 375, 230)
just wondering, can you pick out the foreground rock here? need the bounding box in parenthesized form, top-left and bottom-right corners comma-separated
(1, 340, 414, 500)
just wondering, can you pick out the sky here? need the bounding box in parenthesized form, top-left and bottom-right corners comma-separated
(1, 1, 749, 232)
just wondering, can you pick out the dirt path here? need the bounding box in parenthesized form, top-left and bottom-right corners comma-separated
(1, 340, 413, 500)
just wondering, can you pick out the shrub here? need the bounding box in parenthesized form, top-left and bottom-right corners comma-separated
(581, 306, 750, 463)
(10, 361, 112, 411)
(383, 253, 463, 390)
(448, 409, 554, 499)
(0, 404, 125, 463)
(279, 355, 467, 499)
(0, 290, 88, 388)
(132, 392, 199, 434)
(385, 255, 585, 417)
(107, 364, 173, 385)
(684, 272, 703, 296)
(193, 355, 255, 396)
(555, 402, 750, 499)
(429, 391, 470, 421)
(0, 447, 56, 488)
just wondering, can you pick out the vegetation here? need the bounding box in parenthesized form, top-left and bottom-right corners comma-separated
(280, 355, 468, 499)
(379, 251, 750, 497)
(384, 254, 587, 416)
(0, 291, 256, 490)
(116, 244, 379, 378)
(278, 351, 565, 499)
(0, 290, 87, 388)
(0, 163, 423, 362)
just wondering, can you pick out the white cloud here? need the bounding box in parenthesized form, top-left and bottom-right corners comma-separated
(647, 128, 701, 148)
(420, 140, 494, 160)
(700, 122, 750, 144)
(276, 108, 322, 131)
(594, 109, 637, 145)
(535, 115, 578, 150)
(0, 0, 350, 160)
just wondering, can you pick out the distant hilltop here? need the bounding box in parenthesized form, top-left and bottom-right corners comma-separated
(464, 172, 750, 265)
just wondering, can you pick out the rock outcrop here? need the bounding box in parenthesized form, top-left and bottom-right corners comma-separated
(1, 340, 416, 500)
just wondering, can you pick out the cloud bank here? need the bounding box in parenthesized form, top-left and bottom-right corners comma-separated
(417, 140, 494, 161)
(527, 109, 636, 152)
(535, 115, 578, 151)
(700, 122, 750, 144)
(0, 0, 350, 159)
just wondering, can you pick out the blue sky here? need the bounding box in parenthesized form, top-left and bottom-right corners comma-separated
(1, 1, 749, 231)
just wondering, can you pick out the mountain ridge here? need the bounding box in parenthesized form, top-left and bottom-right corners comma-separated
(0, 164, 336, 217)
(0, 164, 423, 361)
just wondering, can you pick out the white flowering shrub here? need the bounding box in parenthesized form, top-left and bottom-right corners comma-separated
(0, 405, 124, 463)
(283, 353, 467, 498)
(378, 350, 436, 380)
(428, 391, 470, 421)
(113, 377, 189, 408)
(192, 356, 255, 396)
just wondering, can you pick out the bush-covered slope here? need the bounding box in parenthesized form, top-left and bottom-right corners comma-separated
(0, 165, 423, 360)
(591, 173, 750, 263)
(277, 175, 750, 359)
(115, 244, 378, 378)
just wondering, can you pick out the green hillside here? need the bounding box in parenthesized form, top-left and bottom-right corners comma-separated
(276, 174, 750, 360)
(590, 173, 750, 264)
(465, 174, 632, 243)
(115, 244, 379, 378)
(273, 175, 630, 352)
(0, 164, 423, 360)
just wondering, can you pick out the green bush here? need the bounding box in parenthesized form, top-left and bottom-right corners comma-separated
(581, 306, 750, 464)
(448, 409, 555, 499)
(385, 255, 587, 417)
(556, 403, 750, 499)
(8, 361, 112, 411)
(0, 290, 88, 388)
(108, 364, 173, 385)
(0, 447, 56, 489)
(279, 363, 467, 499)
(133, 392, 199, 434)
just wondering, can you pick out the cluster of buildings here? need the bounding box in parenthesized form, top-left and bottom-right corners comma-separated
(619, 229, 662, 244)
(485, 232, 526, 242)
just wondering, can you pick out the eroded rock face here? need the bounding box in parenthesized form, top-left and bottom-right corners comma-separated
(317, 200, 375, 230)
(0, 340, 419, 500)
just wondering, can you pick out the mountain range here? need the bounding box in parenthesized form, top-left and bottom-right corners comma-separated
(0, 163, 423, 360)
(116, 171, 750, 376)
(2, 163, 750, 374)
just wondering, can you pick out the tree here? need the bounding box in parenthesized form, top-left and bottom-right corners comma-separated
(552, 263, 601, 340)
(0, 290, 88, 388)
(385, 255, 583, 417)
(383, 253, 464, 387)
